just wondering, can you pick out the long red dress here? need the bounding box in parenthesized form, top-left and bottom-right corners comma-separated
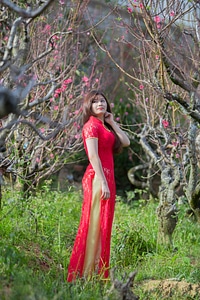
(67, 116, 116, 282)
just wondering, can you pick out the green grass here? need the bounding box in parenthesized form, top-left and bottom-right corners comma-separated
(0, 185, 200, 299)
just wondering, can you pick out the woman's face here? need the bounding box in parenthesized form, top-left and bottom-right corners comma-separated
(91, 94, 107, 118)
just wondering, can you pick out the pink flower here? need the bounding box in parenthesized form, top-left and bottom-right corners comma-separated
(155, 55, 159, 60)
(139, 84, 144, 90)
(116, 117, 120, 122)
(172, 141, 179, 147)
(42, 24, 51, 33)
(54, 105, 59, 111)
(59, 0, 65, 4)
(154, 16, 161, 24)
(50, 153, 54, 159)
(110, 103, 115, 108)
(64, 78, 73, 84)
(119, 98, 123, 102)
(139, 3, 143, 9)
(56, 88, 62, 94)
(127, 7, 133, 13)
(162, 119, 169, 128)
(52, 35, 60, 41)
(40, 128, 45, 133)
(82, 76, 89, 83)
(124, 112, 129, 116)
(36, 157, 40, 163)
(170, 11, 175, 17)
(54, 93, 59, 98)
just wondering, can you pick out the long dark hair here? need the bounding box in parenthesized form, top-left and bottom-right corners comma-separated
(82, 90, 122, 154)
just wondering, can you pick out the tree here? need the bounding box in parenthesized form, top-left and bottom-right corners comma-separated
(0, 0, 99, 198)
(87, 0, 200, 247)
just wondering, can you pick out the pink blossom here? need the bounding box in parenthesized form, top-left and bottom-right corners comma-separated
(124, 112, 129, 116)
(64, 78, 73, 84)
(75, 134, 81, 139)
(55, 88, 62, 94)
(82, 76, 89, 83)
(52, 35, 60, 41)
(172, 141, 179, 147)
(54, 93, 59, 98)
(59, 0, 65, 5)
(50, 153, 54, 159)
(36, 157, 40, 163)
(155, 55, 159, 60)
(170, 11, 175, 17)
(116, 117, 120, 122)
(162, 119, 169, 128)
(74, 110, 79, 115)
(139, 84, 144, 90)
(110, 103, 115, 108)
(42, 24, 51, 33)
(119, 98, 123, 102)
(139, 3, 144, 9)
(61, 85, 67, 92)
(127, 7, 133, 13)
(154, 16, 161, 24)
(145, 98, 148, 102)
(54, 105, 59, 111)
(40, 128, 45, 133)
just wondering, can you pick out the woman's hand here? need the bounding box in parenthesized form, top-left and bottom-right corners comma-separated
(104, 112, 114, 125)
(101, 181, 110, 200)
(104, 112, 130, 147)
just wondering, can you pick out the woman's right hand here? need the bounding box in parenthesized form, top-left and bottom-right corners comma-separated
(101, 181, 110, 200)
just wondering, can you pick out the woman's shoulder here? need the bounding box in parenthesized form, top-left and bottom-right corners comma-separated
(83, 116, 101, 128)
(82, 116, 101, 138)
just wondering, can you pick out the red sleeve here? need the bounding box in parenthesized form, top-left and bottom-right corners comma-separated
(82, 121, 99, 140)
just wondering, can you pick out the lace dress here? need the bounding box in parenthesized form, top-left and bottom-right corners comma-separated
(67, 116, 116, 282)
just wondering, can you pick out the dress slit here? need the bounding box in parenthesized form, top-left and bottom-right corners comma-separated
(83, 175, 101, 277)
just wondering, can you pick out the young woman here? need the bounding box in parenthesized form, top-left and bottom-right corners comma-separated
(67, 90, 130, 282)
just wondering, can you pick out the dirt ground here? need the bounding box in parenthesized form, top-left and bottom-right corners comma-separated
(140, 279, 200, 298)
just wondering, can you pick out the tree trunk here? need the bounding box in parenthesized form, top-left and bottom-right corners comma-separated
(156, 166, 180, 249)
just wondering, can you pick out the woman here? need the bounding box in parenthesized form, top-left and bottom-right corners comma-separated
(67, 90, 130, 282)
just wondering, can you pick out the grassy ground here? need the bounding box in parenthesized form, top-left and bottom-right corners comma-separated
(0, 184, 200, 299)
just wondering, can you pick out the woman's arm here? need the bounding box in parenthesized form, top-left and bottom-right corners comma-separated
(105, 113, 130, 147)
(86, 138, 110, 200)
